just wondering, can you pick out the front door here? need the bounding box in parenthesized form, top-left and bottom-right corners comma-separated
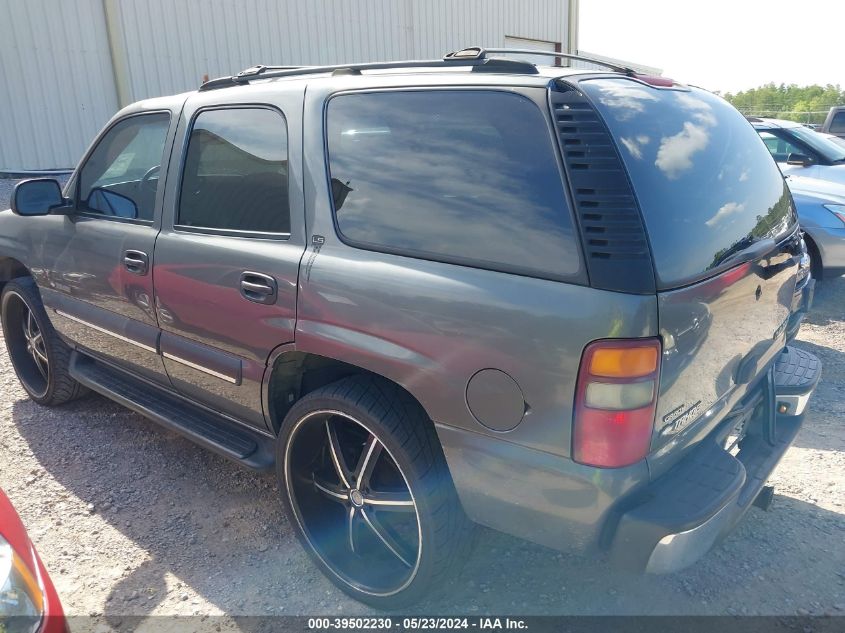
(38, 110, 176, 384)
(153, 89, 306, 430)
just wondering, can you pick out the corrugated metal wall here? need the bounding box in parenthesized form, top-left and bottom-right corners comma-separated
(1, 0, 570, 170)
(0, 0, 119, 170)
(112, 0, 570, 100)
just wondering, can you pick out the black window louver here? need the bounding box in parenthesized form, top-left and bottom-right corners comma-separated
(550, 85, 656, 294)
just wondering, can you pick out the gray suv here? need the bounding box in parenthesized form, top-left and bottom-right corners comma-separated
(0, 48, 820, 608)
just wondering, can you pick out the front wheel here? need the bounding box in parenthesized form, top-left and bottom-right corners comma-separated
(1, 277, 87, 406)
(277, 375, 472, 609)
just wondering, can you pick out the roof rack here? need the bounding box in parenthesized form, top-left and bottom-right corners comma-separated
(199, 46, 629, 91)
(449, 47, 637, 76)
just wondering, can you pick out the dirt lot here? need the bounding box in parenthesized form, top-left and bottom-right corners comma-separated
(0, 185, 843, 622)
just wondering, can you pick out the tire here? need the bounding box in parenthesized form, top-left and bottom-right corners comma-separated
(1, 277, 87, 406)
(276, 374, 473, 609)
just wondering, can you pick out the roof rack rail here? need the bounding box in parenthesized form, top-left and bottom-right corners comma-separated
(199, 45, 629, 92)
(200, 64, 310, 90)
(466, 47, 637, 76)
(200, 58, 487, 91)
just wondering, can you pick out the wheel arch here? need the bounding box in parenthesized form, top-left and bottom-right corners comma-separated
(0, 257, 31, 289)
(263, 346, 435, 436)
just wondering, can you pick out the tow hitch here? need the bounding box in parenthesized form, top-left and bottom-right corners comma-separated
(753, 485, 775, 511)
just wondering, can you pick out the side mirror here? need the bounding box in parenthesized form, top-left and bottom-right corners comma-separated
(10, 178, 66, 216)
(786, 152, 813, 167)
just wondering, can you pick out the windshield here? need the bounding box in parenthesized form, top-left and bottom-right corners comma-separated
(785, 125, 845, 162)
(579, 78, 796, 287)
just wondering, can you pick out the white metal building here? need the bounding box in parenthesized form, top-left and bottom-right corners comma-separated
(2, 0, 582, 170)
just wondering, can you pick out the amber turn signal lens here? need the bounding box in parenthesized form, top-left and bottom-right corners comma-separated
(589, 346, 658, 378)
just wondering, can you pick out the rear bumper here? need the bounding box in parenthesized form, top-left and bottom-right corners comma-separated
(610, 346, 820, 573)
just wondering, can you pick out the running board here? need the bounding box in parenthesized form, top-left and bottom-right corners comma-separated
(69, 352, 275, 470)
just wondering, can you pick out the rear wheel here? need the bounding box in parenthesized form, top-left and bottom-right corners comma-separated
(1, 277, 87, 406)
(277, 375, 472, 608)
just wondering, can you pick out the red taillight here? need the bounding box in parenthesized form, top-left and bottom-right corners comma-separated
(572, 338, 661, 468)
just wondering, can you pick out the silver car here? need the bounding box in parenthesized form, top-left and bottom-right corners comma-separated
(788, 174, 845, 279)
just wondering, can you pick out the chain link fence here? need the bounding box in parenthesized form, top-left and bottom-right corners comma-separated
(735, 108, 839, 126)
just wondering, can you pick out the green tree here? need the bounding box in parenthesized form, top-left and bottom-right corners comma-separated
(723, 83, 845, 124)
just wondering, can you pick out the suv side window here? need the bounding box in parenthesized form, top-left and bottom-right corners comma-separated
(78, 112, 170, 221)
(177, 107, 290, 234)
(326, 90, 581, 279)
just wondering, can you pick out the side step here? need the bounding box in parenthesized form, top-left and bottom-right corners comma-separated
(773, 346, 821, 416)
(69, 352, 275, 470)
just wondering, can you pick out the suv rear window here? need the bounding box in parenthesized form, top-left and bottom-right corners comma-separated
(579, 78, 795, 287)
(326, 90, 581, 279)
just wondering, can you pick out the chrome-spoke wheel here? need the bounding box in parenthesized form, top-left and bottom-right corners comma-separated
(3, 290, 50, 398)
(285, 410, 422, 596)
(22, 308, 49, 381)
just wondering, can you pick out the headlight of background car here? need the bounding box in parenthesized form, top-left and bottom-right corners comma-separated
(822, 204, 845, 225)
(0, 535, 44, 633)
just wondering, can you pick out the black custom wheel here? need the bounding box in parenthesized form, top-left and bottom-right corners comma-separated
(1, 277, 87, 406)
(277, 376, 472, 608)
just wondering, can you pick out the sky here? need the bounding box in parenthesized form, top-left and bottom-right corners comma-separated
(579, 0, 845, 95)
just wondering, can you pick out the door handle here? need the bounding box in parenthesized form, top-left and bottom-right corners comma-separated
(123, 250, 149, 275)
(239, 272, 277, 305)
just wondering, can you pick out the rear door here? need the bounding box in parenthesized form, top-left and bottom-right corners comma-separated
(153, 86, 306, 430)
(38, 110, 177, 384)
(577, 78, 801, 475)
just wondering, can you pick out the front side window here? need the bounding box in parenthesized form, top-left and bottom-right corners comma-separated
(78, 113, 170, 221)
(830, 112, 845, 134)
(758, 130, 805, 162)
(178, 108, 290, 234)
(326, 90, 580, 279)
(783, 125, 845, 162)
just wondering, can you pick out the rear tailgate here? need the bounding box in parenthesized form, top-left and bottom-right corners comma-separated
(577, 78, 800, 475)
(650, 235, 800, 473)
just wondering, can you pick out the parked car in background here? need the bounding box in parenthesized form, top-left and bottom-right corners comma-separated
(786, 174, 845, 279)
(821, 105, 845, 139)
(751, 117, 845, 185)
(0, 48, 821, 607)
(0, 489, 66, 633)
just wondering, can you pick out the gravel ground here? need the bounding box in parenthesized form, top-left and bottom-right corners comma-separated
(0, 175, 843, 625)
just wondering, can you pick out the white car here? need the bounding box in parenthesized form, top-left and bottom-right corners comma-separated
(751, 117, 845, 186)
